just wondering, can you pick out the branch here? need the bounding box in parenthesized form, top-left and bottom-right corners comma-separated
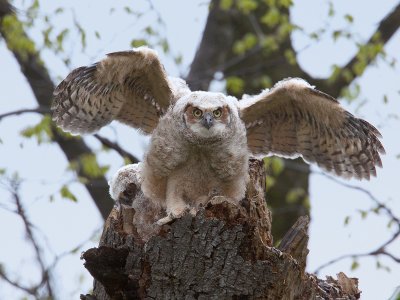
(317, 172, 400, 224)
(2, 179, 55, 299)
(314, 172, 400, 273)
(315, 3, 400, 97)
(0, 106, 50, 121)
(185, 0, 234, 90)
(93, 134, 139, 164)
(314, 227, 400, 274)
(0, 268, 37, 296)
(0, 1, 113, 220)
(0, 269, 37, 297)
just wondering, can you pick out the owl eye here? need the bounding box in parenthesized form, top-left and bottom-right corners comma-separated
(193, 108, 203, 118)
(213, 109, 222, 118)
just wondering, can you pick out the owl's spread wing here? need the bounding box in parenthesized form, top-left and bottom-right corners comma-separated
(239, 78, 385, 180)
(52, 47, 190, 134)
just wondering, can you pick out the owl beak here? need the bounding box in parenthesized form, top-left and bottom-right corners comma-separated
(202, 112, 214, 129)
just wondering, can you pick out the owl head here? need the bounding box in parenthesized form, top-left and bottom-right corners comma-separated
(173, 91, 240, 140)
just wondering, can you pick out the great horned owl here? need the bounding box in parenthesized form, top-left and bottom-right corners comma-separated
(52, 47, 385, 224)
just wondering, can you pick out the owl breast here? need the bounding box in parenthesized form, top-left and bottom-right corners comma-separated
(167, 142, 249, 206)
(142, 108, 249, 211)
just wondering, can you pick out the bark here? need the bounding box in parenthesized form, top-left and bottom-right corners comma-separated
(80, 160, 360, 300)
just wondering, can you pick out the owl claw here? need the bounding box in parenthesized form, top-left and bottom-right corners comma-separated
(156, 214, 175, 226)
(156, 206, 196, 226)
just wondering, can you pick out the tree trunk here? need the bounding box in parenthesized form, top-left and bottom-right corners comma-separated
(80, 159, 360, 299)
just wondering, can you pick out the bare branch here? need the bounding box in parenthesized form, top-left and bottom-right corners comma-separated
(313, 172, 400, 273)
(93, 134, 139, 164)
(314, 227, 400, 274)
(0, 107, 50, 121)
(0, 268, 37, 297)
(316, 172, 400, 224)
(2, 179, 55, 299)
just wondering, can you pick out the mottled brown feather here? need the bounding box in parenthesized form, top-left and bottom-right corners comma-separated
(52, 48, 180, 134)
(239, 78, 385, 180)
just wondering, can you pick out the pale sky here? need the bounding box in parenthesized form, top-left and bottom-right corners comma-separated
(0, 1, 399, 299)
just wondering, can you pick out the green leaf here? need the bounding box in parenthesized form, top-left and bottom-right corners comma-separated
(387, 219, 395, 228)
(60, 185, 77, 202)
(333, 30, 342, 41)
(54, 7, 64, 14)
(226, 76, 245, 95)
(351, 260, 359, 271)
(261, 35, 279, 52)
(260, 75, 272, 88)
(278, 0, 293, 8)
(383, 94, 388, 104)
(236, 0, 258, 14)
(261, 7, 281, 27)
(271, 157, 284, 175)
(174, 54, 183, 65)
(144, 26, 157, 36)
(56, 29, 69, 52)
(95, 31, 101, 39)
(233, 33, 257, 54)
(80, 154, 110, 178)
(42, 26, 53, 48)
(344, 216, 351, 226)
(159, 39, 170, 53)
(265, 175, 276, 190)
(344, 14, 354, 23)
(130, 39, 147, 48)
(376, 260, 391, 272)
(20, 115, 53, 144)
(284, 49, 296, 65)
(124, 6, 133, 14)
(342, 68, 354, 83)
(328, 2, 335, 17)
(358, 209, 368, 219)
(123, 157, 133, 165)
(220, 0, 233, 10)
(73, 20, 86, 50)
(286, 188, 305, 204)
(1, 15, 36, 60)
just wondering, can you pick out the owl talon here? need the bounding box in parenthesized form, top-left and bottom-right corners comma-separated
(156, 206, 192, 226)
(156, 214, 175, 226)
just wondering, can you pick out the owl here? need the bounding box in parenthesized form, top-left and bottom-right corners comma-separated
(52, 47, 385, 224)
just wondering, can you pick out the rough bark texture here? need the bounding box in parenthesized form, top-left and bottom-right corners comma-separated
(80, 160, 360, 300)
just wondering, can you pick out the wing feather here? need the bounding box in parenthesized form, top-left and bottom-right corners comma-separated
(52, 47, 190, 134)
(239, 78, 385, 180)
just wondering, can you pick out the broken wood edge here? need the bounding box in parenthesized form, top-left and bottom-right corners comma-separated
(81, 200, 360, 299)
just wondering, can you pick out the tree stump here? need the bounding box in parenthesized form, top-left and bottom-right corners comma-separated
(80, 159, 360, 299)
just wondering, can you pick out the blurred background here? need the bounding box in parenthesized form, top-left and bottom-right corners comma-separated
(0, 0, 399, 299)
